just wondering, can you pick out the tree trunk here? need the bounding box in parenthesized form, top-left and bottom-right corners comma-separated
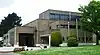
(96, 33, 99, 45)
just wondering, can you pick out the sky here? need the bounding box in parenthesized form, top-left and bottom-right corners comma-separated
(0, 0, 91, 25)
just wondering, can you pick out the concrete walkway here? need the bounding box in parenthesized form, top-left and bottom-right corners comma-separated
(0, 47, 21, 55)
(0, 52, 20, 55)
(0, 47, 14, 53)
(0, 47, 42, 52)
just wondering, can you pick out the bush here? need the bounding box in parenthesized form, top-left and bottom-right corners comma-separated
(51, 31, 63, 46)
(67, 33, 78, 47)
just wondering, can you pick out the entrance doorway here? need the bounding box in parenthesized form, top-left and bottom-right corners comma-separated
(41, 36, 49, 44)
(19, 33, 34, 47)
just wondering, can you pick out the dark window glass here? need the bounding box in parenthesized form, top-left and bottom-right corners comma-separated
(55, 14, 60, 19)
(70, 25, 75, 28)
(76, 16, 81, 20)
(50, 13, 81, 21)
(59, 14, 63, 20)
(64, 15, 69, 20)
(50, 13, 55, 15)
(60, 14, 69, 20)
(82, 37, 84, 42)
(49, 13, 55, 20)
(50, 13, 69, 20)
(57, 24, 80, 29)
(71, 15, 81, 21)
(70, 25, 80, 29)
(57, 24, 68, 28)
(71, 15, 77, 21)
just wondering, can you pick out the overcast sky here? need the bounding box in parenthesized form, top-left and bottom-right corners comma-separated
(0, 0, 92, 25)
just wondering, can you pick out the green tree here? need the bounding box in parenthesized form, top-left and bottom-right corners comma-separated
(51, 31, 63, 46)
(0, 12, 22, 36)
(67, 32, 78, 47)
(78, 0, 100, 45)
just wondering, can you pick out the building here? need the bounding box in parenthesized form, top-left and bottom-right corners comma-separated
(39, 9, 81, 20)
(3, 26, 35, 47)
(3, 9, 96, 47)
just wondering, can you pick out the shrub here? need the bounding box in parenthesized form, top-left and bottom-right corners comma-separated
(67, 32, 78, 47)
(51, 31, 63, 46)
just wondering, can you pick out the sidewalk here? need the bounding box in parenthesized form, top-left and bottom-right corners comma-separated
(0, 46, 43, 53)
(0, 47, 14, 53)
(0, 52, 20, 55)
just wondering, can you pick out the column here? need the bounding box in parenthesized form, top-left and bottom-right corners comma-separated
(76, 19, 78, 40)
(49, 34, 51, 47)
(14, 27, 17, 47)
(68, 22, 70, 37)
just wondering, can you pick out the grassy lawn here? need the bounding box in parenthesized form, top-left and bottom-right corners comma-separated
(19, 45, 100, 55)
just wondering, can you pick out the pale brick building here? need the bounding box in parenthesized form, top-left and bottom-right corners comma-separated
(3, 9, 96, 47)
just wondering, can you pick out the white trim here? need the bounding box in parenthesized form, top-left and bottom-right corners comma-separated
(40, 34, 50, 37)
(49, 34, 51, 47)
(78, 43, 96, 45)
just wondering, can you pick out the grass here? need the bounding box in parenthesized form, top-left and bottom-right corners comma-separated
(19, 45, 100, 55)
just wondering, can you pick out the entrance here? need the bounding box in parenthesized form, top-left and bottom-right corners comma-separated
(40, 35, 49, 44)
(19, 33, 34, 47)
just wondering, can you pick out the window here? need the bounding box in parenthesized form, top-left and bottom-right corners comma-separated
(57, 24, 68, 28)
(71, 15, 81, 21)
(71, 15, 76, 20)
(49, 13, 69, 20)
(57, 25, 65, 28)
(57, 24, 80, 29)
(49, 13, 55, 20)
(70, 25, 76, 29)
(60, 14, 69, 20)
(50, 13, 81, 21)
(55, 14, 60, 19)
(86, 37, 92, 43)
(60, 15, 65, 20)
(64, 15, 69, 20)
(78, 37, 84, 43)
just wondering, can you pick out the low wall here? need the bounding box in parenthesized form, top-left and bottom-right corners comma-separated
(60, 43, 96, 47)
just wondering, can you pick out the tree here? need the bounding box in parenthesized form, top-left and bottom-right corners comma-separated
(0, 12, 22, 36)
(78, 0, 100, 45)
(51, 31, 63, 46)
(67, 32, 78, 47)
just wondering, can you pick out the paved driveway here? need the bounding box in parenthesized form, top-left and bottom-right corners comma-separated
(0, 52, 19, 55)
(0, 52, 14, 55)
